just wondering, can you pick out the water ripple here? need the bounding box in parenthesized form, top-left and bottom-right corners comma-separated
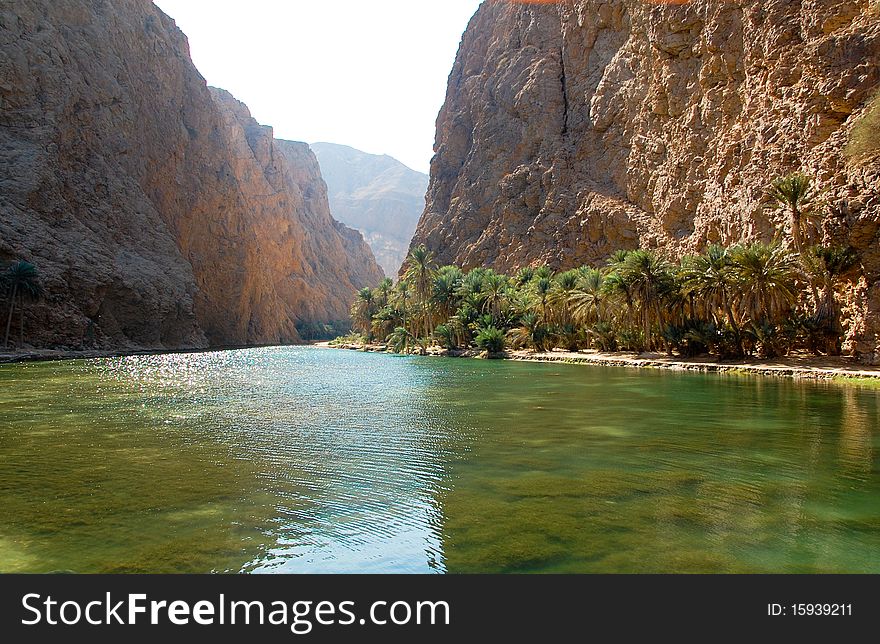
(1, 347, 879, 573)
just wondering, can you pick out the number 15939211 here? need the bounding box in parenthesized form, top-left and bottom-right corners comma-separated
(768, 604, 853, 617)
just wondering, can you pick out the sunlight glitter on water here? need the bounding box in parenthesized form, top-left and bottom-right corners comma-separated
(1, 347, 879, 573)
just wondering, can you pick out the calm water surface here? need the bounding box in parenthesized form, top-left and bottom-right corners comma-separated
(1, 347, 878, 573)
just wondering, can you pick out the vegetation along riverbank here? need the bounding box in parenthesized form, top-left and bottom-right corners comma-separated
(332, 173, 880, 383)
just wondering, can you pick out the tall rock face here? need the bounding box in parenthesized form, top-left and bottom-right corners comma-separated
(312, 142, 428, 277)
(0, 0, 382, 350)
(208, 91, 385, 335)
(414, 0, 880, 361)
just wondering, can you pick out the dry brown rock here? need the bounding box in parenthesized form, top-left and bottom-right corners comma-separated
(0, 0, 382, 350)
(312, 142, 428, 277)
(413, 0, 880, 362)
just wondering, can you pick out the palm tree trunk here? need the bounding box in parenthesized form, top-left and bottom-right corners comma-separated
(624, 295, 634, 335)
(656, 300, 669, 353)
(4, 284, 17, 349)
(810, 282, 821, 314)
(402, 300, 409, 350)
(791, 207, 803, 255)
(19, 303, 24, 349)
(423, 299, 431, 341)
(422, 302, 428, 341)
(726, 306, 744, 356)
(824, 280, 836, 324)
(722, 296, 744, 356)
(824, 279, 841, 355)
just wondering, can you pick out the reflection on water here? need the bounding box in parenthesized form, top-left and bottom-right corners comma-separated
(0, 347, 878, 573)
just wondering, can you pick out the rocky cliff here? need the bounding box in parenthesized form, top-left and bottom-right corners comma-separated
(413, 0, 880, 361)
(312, 142, 428, 277)
(0, 0, 382, 351)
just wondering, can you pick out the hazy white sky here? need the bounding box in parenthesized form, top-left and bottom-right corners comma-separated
(152, 0, 484, 173)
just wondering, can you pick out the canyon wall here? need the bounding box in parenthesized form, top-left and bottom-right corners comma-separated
(0, 0, 382, 350)
(413, 0, 880, 361)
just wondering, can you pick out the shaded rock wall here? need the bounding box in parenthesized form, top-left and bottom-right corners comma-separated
(0, 0, 382, 350)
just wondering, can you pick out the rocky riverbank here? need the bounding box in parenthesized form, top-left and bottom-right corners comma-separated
(8, 342, 879, 384)
(320, 342, 880, 383)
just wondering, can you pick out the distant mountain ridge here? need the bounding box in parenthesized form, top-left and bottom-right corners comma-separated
(312, 143, 428, 277)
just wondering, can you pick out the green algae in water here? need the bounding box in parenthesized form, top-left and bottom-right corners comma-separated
(1, 347, 879, 573)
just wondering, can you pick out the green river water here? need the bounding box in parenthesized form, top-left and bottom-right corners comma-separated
(0, 346, 878, 573)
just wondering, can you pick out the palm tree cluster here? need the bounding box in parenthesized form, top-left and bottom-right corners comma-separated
(0, 260, 44, 350)
(346, 174, 858, 359)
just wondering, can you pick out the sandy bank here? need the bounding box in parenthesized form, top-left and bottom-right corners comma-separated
(321, 343, 880, 383)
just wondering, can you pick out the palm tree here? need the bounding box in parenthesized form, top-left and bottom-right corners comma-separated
(607, 249, 632, 267)
(403, 245, 437, 340)
(515, 266, 535, 286)
(505, 284, 534, 319)
(3, 260, 43, 350)
(603, 250, 635, 326)
(589, 321, 618, 352)
(548, 270, 580, 326)
(680, 245, 743, 355)
(616, 250, 675, 351)
(533, 277, 552, 321)
(481, 271, 509, 321)
(507, 311, 550, 351)
(602, 271, 633, 321)
(458, 268, 486, 295)
(393, 279, 412, 337)
(388, 326, 415, 354)
(570, 268, 605, 328)
(804, 245, 858, 316)
(766, 173, 821, 254)
(449, 304, 478, 348)
(350, 287, 376, 341)
(474, 325, 506, 354)
(432, 266, 463, 325)
(376, 277, 394, 308)
(802, 245, 858, 354)
(370, 306, 397, 345)
(347, 234, 853, 359)
(433, 324, 457, 350)
(729, 243, 799, 326)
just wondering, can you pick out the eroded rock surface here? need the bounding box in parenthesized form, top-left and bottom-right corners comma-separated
(0, 0, 381, 350)
(413, 0, 880, 361)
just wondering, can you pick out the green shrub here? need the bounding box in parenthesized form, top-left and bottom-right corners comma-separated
(475, 326, 506, 354)
(329, 332, 365, 346)
(554, 323, 583, 352)
(434, 324, 457, 349)
(387, 327, 414, 354)
(507, 312, 550, 351)
(588, 322, 618, 352)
